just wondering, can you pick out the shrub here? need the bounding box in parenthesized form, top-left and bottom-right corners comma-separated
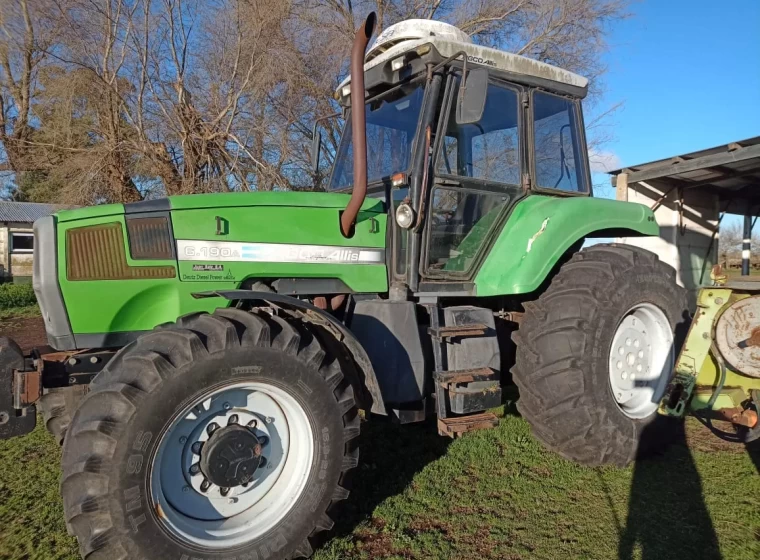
(0, 283, 37, 309)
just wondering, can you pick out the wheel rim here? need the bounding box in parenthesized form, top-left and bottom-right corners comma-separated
(608, 303, 674, 419)
(150, 381, 314, 549)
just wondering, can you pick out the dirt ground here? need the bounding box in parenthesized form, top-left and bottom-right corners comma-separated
(0, 314, 48, 351)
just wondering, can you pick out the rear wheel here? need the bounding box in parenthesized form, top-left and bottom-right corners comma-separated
(512, 244, 689, 466)
(61, 308, 359, 559)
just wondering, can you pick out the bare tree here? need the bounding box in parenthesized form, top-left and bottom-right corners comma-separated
(1, 0, 629, 203)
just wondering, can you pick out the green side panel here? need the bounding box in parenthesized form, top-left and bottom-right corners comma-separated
(171, 206, 384, 246)
(58, 200, 389, 335)
(57, 214, 229, 334)
(172, 206, 388, 291)
(474, 195, 658, 296)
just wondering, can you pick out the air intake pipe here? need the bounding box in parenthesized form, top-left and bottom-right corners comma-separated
(340, 12, 377, 237)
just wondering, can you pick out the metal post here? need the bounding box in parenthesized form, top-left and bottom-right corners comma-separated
(742, 213, 752, 276)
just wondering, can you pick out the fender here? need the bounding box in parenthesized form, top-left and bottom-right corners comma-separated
(474, 195, 659, 297)
(193, 290, 385, 415)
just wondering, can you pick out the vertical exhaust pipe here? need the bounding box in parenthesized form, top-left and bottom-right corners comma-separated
(340, 12, 377, 237)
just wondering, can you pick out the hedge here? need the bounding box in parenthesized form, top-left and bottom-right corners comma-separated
(0, 283, 37, 309)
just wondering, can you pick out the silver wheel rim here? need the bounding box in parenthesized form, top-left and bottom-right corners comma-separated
(608, 303, 674, 419)
(150, 381, 314, 549)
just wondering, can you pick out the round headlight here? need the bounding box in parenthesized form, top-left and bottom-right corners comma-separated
(395, 203, 415, 229)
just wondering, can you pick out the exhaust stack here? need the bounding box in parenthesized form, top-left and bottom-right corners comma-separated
(340, 12, 377, 237)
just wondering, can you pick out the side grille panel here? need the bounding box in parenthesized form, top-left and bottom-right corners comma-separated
(126, 216, 174, 260)
(67, 222, 176, 281)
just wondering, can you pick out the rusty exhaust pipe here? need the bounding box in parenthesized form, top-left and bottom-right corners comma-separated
(340, 12, 377, 237)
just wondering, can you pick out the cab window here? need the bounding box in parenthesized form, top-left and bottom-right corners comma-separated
(532, 91, 588, 193)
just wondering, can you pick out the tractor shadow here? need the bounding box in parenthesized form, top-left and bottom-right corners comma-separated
(327, 416, 450, 540)
(618, 421, 722, 560)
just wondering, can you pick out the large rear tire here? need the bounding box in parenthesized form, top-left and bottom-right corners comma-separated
(61, 308, 359, 559)
(512, 244, 689, 467)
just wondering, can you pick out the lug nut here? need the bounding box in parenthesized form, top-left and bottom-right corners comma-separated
(258, 456, 268, 469)
(247, 419, 258, 429)
(189, 463, 201, 475)
(207, 422, 219, 436)
(200, 479, 211, 493)
(223, 402, 232, 410)
(220, 487, 230, 497)
(258, 435, 269, 447)
(228, 414, 239, 425)
(191, 441, 203, 454)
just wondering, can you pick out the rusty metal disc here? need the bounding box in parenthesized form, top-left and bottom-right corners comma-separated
(714, 296, 760, 378)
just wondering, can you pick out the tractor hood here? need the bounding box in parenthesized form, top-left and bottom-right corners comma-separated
(54, 191, 384, 223)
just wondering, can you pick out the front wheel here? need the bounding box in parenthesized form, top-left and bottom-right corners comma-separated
(61, 309, 359, 559)
(513, 244, 689, 467)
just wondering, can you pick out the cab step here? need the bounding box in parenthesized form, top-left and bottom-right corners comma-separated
(438, 412, 500, 438)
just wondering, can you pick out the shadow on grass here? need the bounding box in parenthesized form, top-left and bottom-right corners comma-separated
(618, 422, 722, 560)
(326, 416, 450, 540)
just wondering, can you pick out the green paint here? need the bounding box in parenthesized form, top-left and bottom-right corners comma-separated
(168, 191, 384, 212)
(55, 203, 124, 223)
(474, 195, 659, 296)
(56, 193, 388, 335)
(171, 206, 385, 248)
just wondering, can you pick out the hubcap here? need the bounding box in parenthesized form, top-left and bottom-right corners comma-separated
(198, 422, 263, 488)
(608, 303, 674, 419)
(150, 381, 314, 549)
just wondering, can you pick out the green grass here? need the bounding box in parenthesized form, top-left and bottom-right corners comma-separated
(0, 305, 40, 321)
(0, 283, 36, 310)
(0, 412, 757, 560)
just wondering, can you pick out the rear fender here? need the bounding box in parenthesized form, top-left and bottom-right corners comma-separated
(474, 196, 659, 297)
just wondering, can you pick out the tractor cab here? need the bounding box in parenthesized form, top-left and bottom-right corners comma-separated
(321, 19, 592, 294)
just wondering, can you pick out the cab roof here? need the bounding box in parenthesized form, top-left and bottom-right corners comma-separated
(336, 19, 589, 100)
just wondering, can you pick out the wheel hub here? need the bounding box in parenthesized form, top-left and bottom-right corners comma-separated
(199, 423, 262, 488)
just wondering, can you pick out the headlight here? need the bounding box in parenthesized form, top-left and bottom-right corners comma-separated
(395, 203, 415, 229)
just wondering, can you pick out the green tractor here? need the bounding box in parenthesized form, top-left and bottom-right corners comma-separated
(1, 13, 723, 560)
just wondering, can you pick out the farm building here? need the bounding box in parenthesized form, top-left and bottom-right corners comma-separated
(0, 202, 68, 282)
(610, 136, 760, 308)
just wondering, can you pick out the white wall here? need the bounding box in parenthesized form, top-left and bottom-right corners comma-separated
(0, 222, 35, 280)
(615, 175, 719, 309)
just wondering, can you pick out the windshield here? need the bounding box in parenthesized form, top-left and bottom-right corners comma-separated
(328, 84, 425, 191)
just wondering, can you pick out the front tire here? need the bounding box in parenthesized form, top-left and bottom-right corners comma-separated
(61, 308, 359, 559)
(512, 244, 689, 467)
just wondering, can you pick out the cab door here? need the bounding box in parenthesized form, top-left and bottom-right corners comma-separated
(422, 75, 526, 281)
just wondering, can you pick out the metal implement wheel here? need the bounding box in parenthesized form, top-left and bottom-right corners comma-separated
(513, 244, 688, 467)
(152, 382, 314, 548)
(608, 303, 674, 419)
(61, 309, 360, 560)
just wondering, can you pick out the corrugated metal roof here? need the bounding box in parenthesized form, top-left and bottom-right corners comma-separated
(0, 202, 73, 223)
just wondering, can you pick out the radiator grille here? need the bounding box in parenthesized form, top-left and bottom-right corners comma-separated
(126, 216, 173, 260)
(66, 222, 176, 280)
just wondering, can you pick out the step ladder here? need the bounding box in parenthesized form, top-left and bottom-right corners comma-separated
(426, 306, 501, 437)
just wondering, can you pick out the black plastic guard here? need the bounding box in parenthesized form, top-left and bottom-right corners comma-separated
(0, 337, 36, 440)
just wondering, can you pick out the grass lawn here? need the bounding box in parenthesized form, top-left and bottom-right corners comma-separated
(0, 406, 757, 560)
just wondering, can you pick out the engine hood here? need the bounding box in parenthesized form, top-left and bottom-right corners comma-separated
(54, 191, 384, 223)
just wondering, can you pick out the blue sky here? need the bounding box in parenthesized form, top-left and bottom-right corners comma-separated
(590, 0, 760, 185)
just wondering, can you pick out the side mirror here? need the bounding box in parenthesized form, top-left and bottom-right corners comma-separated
(456, 68, 489, 125)
(310, 128, 322, 173)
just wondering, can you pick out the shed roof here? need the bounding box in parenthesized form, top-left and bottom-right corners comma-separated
(609, 137, 760, 212)
(0, 201, 71, 223)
